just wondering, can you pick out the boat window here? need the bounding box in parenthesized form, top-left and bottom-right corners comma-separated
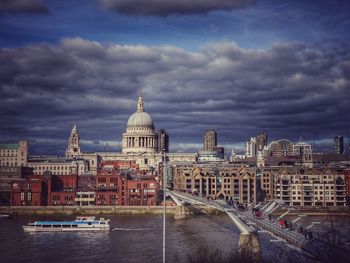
(53, 225, 61, 228)
(101, 222, 106, 224)
(72, 225, 78, 227)
(88, 222, 92, 225)
(43, 225, 51, 228)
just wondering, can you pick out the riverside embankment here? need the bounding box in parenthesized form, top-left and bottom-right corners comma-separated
(0, 205, 178, 215)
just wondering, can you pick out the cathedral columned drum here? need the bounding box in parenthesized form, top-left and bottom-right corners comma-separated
(122, 94, 158, 154)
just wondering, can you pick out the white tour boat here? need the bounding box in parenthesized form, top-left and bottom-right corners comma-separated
(23, 216, 110, 232)
(0, 214, 10, 218)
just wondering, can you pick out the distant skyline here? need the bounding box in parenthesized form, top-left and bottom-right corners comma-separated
(0, 0, 350, 155)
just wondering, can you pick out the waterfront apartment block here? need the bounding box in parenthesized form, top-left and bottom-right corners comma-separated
(172, 163, 261, 204)
(344, 169, 350, 204)
(170, 162, 348, 207)
(0, 141, 28, 167)
(272, 167, 346, 206)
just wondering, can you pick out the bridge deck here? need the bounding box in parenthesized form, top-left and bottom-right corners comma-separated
(170, 191, 309, 252)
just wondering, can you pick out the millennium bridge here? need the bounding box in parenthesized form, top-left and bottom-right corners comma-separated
(168, 190, 344, 262)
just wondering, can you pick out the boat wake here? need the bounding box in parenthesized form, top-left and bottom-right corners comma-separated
(111, 227, 153, 231)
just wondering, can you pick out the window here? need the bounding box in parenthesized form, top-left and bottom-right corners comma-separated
(52, 195, 60, 201)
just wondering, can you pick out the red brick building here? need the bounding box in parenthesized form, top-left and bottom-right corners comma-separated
(49, 174, 78, 206)
(50, 192, 76, 206)
(95, 170, 122, 206)
(10, 166, 159, 206)
(10, 175, 48, 206)
(127, 178, 158, 206)
(344, 169, 350, 204)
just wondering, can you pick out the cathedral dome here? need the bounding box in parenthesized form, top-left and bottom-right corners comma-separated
(127, 111, 154, 129)
(126, 93, 154, 130)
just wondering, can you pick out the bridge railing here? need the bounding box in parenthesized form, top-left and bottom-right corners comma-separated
(251, 217, 304, 248)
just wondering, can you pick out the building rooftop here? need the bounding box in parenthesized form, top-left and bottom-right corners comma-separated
(28, 156, 85, 163)
(0, 144, 19, 149)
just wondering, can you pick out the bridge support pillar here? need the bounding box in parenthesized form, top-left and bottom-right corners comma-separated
(174, 205, 187, 220)
(238, 233, 261, 262)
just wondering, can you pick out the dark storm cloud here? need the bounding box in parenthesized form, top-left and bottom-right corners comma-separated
(0, 0, 49, 15)
(101, 0, 254, 16)
(0, 38, 349, 154)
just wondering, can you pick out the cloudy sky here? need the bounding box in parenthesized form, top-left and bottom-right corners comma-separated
(0, 0, 349, 155)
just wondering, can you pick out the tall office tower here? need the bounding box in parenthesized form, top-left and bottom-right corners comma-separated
(158, 129, 169, 153)
(293, 141, 312, 156)
(245, 137, 257, 157)
(256, 133, 268, 151)
(334, 136, 344, 154)
(203, 129, 217, 151)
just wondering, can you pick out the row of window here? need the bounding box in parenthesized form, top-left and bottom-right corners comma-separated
(20, 192, 32, 201)
(292, 196, 335, 201)
(36, 166, 70, 171)
(290, 191, 334, 195)
(97, 195, 117, 200)
(291, 185, 334, 190)
(34, 171, 71, 175)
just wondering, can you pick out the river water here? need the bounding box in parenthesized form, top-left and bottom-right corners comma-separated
(0, 215, 242, 263)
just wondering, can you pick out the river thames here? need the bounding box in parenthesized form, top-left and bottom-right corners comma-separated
(0, 214, 312, 263)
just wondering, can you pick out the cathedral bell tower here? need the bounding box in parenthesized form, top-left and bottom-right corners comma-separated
(66, 123, 81, 157)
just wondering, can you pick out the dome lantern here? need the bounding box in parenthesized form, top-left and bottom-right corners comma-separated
(137, 93, 144, 113)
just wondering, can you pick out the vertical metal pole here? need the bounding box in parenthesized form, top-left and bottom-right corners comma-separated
(163, 149, 166, 263)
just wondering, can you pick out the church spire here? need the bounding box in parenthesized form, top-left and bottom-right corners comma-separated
(72, 123, 77, 134)
(66, 123, 81, 157)
(137, 92, 144, 113)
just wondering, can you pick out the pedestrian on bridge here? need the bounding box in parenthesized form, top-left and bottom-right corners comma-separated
(309, 231, 313, 239)
(304, 229, 308, 239)
(298, 225, 304, 234)
(268, 214, 272, 221)
(279, 219, 285, 228)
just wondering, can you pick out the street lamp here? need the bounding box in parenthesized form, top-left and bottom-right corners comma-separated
(162, 148, 166, 263)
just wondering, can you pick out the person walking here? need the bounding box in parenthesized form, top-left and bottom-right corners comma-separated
(285, 220, 289, 230)
(279, 219, 284, 228)
(309, 231, 313, 239)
